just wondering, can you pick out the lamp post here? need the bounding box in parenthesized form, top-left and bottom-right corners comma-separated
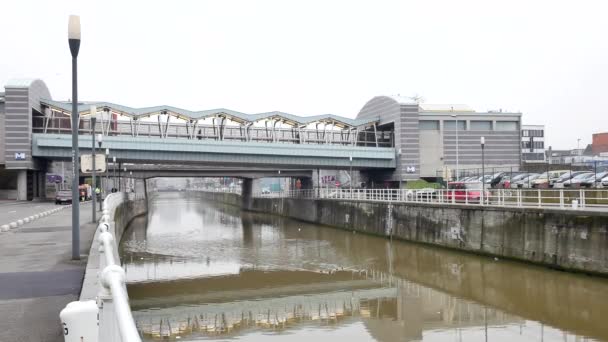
(481, 136, 485, 205)
(96, 133, 103, 211)
(594, 156, 599, 188)
(349, 155, 353, 192)
(90, 107, 97, 223)
(451, 111, 459, 181)
(112, 156, 117, 192)
(68, 15, 81, 260)
(105, 148, 109, 194)
(123, 166, 127, 192)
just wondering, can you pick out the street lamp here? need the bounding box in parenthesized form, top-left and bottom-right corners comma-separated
(68, 15, 81, 260)
(96, 133, 103, 211)
(594, 156, 599, 188)
(112, 156, 117, 192)
(481, 136, 485, 205)
(90, 105, 97, 223)
(105, 148, 109, 194)
(451, 111, 459, 181)
(349, 155, 353, 192)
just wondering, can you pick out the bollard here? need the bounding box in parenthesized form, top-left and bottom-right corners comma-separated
(34, 214, 40, 219)
(23, 217, 30, 223)
(9, 222, 18, 229)
(1, 225, 9, 232)
(17, 219, 24, 226)
(572, 199, 579, 210)
(59, 300, 99, 342)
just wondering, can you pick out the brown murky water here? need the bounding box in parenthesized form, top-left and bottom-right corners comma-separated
(120, 192, 608, 341)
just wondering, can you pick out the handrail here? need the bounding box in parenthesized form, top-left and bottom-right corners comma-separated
(97, 192, 142, 342)
(247, 188, 608, 210)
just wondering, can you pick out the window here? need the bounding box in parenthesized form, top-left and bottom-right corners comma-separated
(419, 120, 439, 130)
(470, 120, 492, 130)
(533, 141, 544, 149)
(443, 120, 466, 131)
(496, 121, 518, 131)
(522, 130, 529, 137)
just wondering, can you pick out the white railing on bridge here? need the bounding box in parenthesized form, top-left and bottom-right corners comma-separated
(60, 192, 143, 342)
(253, 188, 608, 210)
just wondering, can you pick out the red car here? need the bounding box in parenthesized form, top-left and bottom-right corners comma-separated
(444, 182, 490, 203)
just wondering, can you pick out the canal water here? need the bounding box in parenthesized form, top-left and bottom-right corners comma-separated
(120, 192, 608, 341)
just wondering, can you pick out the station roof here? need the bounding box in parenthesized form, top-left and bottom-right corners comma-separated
(40, 99, 378, 129)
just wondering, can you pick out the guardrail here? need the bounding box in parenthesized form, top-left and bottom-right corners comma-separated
(60, 192, 143, 342)
(254, 188, 608, 210)
(33, 116, 393, 147)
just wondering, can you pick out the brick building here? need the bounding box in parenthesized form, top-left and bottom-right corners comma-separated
(592, 132, 608, 155)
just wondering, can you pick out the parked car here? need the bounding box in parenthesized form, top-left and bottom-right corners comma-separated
(444, 181, 490, 203)
(552, 171, 590, 188)
(602, 176, 608, 187)
(532, 170, 570, 188)
(55, 190, 72, 204)
(498, 173, 528, 189)
(579, 171, 608, 188)
(512, 173, 540, 188)
(562, 172, 594, 188)
(414, 188, 437, 200)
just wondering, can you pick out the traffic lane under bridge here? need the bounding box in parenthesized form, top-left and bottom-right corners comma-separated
(32, 134, 396, 170)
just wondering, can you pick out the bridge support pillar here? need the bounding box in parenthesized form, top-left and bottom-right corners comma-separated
(17, 170, 27, 201)
(241, 178, 253, 210)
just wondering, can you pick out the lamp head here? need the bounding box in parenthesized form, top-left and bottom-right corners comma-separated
(480, 136, 485, 145)
(68, 15, 81, 57)
(105, 148, 110, 156)
(96, 134, 103, 144)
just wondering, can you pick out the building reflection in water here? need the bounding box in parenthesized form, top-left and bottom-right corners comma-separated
(120, 192, 607, 342)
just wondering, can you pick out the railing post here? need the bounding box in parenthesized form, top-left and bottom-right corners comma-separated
(97, 284, 122, 342)
(560, 189, 564, 208)
(537, 189, 541, 208)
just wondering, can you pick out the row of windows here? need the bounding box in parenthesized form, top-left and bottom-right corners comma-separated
(522, 141, 544, 149)
(419, 120, 519, 131)
(522, 129, 544, 137)
(522, 152, 545, 161)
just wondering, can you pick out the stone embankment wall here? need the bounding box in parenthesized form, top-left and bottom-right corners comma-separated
(199, 191, 608, 276)
(80, 197, 147, 300)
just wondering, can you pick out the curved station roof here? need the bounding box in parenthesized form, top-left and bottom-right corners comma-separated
(40, 98, 379, 129)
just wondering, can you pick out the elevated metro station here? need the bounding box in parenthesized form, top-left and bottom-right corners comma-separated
(0, 78, 522, 200)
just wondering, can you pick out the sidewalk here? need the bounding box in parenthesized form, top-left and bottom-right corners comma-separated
(0, 202, 99, 342)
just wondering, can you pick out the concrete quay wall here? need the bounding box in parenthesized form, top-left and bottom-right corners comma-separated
(80, 197, 147, 300)
(199, 191, 608, 276)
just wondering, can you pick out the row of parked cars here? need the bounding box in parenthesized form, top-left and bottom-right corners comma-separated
(457, 170, 608, 189)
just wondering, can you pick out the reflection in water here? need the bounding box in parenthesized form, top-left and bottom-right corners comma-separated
(120, 192, 607, 341)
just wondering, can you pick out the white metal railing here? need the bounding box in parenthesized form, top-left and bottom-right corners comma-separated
(97, 192, 142, 342)
(60, 192, 143, 342)
(251, 188, 608, 210)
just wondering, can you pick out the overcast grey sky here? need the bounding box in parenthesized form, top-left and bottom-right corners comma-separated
(2, 0, 607, 149)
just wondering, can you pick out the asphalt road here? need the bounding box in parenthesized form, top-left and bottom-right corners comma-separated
(0, 201, 98, 342)
(0, 201, 65, 227)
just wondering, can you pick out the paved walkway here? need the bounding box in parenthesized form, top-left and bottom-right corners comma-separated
(0, 201, 99, 342)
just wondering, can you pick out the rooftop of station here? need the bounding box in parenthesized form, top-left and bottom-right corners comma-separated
(40, 98, 379, 129)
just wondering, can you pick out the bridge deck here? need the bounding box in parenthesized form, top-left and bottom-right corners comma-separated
(32, 133, 396, 169)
